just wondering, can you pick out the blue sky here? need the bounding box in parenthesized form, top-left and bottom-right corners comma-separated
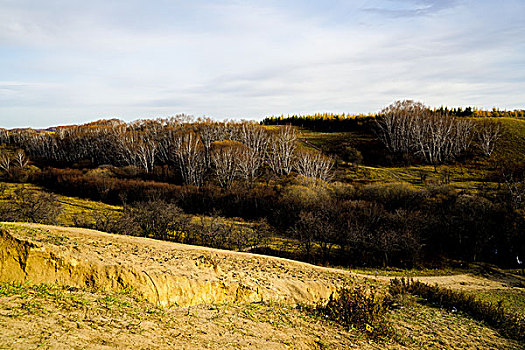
(0, 0, 524, 128)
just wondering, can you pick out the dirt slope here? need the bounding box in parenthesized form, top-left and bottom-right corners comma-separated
(1, 223, 523, 349)
(0, 223, 350, 307)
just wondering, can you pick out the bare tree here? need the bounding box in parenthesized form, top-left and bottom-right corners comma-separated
(197, 120, 228, 168)
(412, 112, 456, 166)
(135, 138, 157, 173)
(294, 149, 334, 183)
(236, 122, 269, 185)
(451, 118, 474, 156)
(210, 140, 243, 188)
(376, 100, 427, 154)
(8, 187, 63, 224)
(0, 153, 11, 175)
(116, 129, 140, 167)
(268, 125, 297, 175)
(13, 149, 29, 172)
(0, 129, 8, 145)
(476, 119, 502, 157)
(377, 100, 476, 167)
(173, 131, 206, 186)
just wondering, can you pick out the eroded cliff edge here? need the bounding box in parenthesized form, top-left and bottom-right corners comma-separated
(0, 223, 351, 307)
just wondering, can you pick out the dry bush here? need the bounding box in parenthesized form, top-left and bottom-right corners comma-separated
(359, 182, 425, 210)
(0, 186, 62, 224)
(316, 284, 392, 339)
(126, 200, 190, 241)
(187, 215, 269, 252)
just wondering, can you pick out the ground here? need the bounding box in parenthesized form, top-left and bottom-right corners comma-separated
(0, 223, 523, 349)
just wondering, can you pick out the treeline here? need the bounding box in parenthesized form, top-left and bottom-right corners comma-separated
(269, 182, 524, 268)
(27, 167, 525, 268)
(262, 106, 524, 132)
(262, 113, 377, 132)
(0, 118, 333, 186)
(0, 105, 523, 269)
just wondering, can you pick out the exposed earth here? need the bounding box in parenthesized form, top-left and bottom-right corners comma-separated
(0, 222, 523, 349)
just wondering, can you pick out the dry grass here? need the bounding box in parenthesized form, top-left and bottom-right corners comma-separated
(1, 281, 523, 349)
(390, 278, 525, 342)
(0, 182, 122, 226)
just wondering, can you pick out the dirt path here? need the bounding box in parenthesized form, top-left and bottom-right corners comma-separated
(352, 272, 523, 292)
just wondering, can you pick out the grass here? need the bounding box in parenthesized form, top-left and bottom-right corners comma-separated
(350, 266, 469, 277)
(467, 289, 525, 318)
(388, 293, 522, 349)
(0, 181, 122, 226)
(389, 278, 525, 342)
(297, 117, 525, 193)
(0, 281, 151, 317)
(494, 117, 525, 164)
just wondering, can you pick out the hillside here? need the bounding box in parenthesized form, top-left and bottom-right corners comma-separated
(1, 223, 523, 349)
(0, 223, 348, 307)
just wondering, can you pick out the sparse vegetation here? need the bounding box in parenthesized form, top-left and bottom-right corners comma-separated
(389, 278, 525, 341)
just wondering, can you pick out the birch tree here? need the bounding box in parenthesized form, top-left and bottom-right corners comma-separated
(476, 119, 502, 157)
(174, 131, 206, 186)
(237, 123, 269, 185)
(268, 125, 297, 175)
(210, 140, 243, 188)
(294, 149, 334, 183)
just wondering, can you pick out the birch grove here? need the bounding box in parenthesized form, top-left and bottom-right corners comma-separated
(376, 100, 500, 165)
(0, 119, 335, 185)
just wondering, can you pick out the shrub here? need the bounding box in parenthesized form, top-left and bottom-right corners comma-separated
(186, 215, 269, 252)
(0, 186, 62, 224)
(359, 182, 424, 210)
(72, 208, 138, 236)
(316, 284, 392, 339)
(126, 200, 190, 241)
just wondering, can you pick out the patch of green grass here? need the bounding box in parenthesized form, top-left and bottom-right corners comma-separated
(469, 289, 525, 317)
(342, 164, 492, 191)
(0, 282, 33, 297)
(99, 295, 131, 309)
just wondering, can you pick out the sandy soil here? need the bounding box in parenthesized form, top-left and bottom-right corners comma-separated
(1, 223, 353, 307)
(0, 222, 523, 349)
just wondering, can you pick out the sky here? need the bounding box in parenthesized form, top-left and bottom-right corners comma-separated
(0, 0, 524, 128)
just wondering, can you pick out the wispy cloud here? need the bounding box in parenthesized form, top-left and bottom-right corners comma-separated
(0, 0, 523, 128)
(362, 0, 459, 18)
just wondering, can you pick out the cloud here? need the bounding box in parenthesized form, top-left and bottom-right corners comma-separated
(0, 0, 524, 128)
(362, 0, 459, 18)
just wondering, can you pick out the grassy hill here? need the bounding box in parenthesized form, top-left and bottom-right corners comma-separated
(298, 116, 525, 191)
